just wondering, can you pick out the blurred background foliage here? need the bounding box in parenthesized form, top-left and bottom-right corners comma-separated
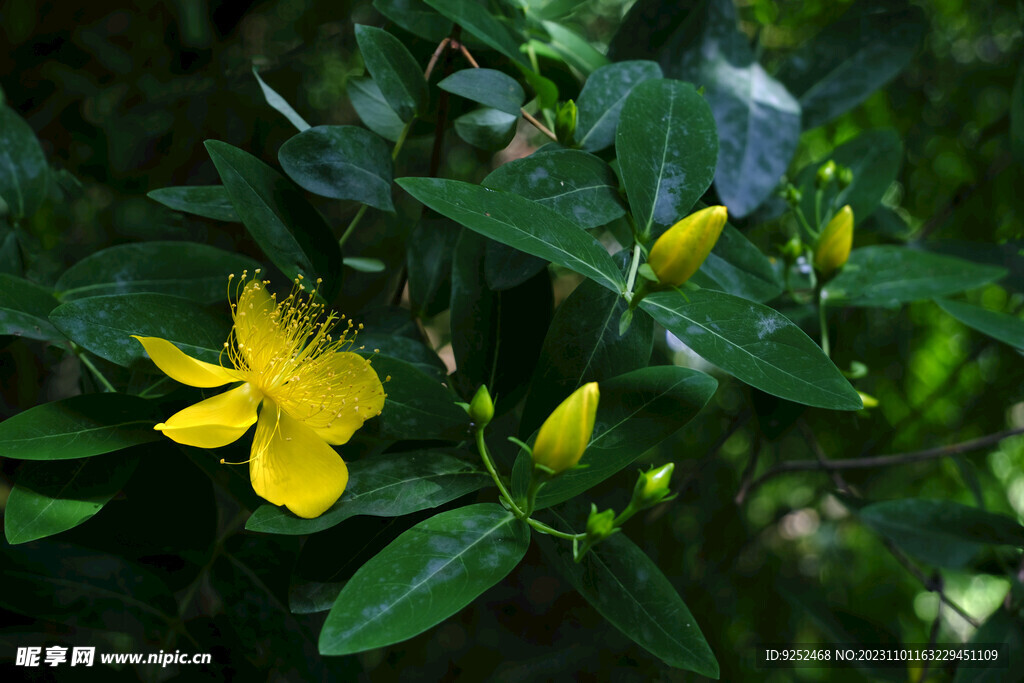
(1, 0, 1023, 680)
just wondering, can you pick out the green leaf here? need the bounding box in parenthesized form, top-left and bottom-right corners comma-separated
(641, 288, 863, 410)
(346, 77, 407, 142)
(355, 24, 427, 121)
(518, 365, 716, 509)
(362, 354, 470, 440)
(407, 217, 461, 317)
(374, 0, 453, 42)
(453, 107, 519, 151)
(576, 60, 662, 152)
(146, 185, 240, 222)
(778, 3, 925, 129)
(5, 454, 138, 544)
(205, 140, 342, 294)
(50, 293, 231, 366)
(520, 276, 653, 436)
(482, 148, 625, 229)
(520, 68, 558, 109)
(343, 256, 387, 273)
(246, 450, 490, 534)
(0, 273, 62, 341)
(438, 68, 525, 115)
(954, 610, 1024, 683)
(397, 177, 625, 292)
(617, 79, 718, 238)
(0, 104, 49, 220)
(1013, 62, 1024, 168)
(689, 223, 784, 303)
(279, 125, 394, 211)
(538, 513, 719, 677)
(357, 333, 447, 380)
(936, 299, 1024, 350)
(823, 246, 1007, 308)
(252, 66, 311, 132)
(319, 503, 529, 655)
(422, 0, 527, 67)
(540, 21, 609, 76)
(0, 394, 160, 460)
(856, 498, 1024, 568)
(54, 241, 260, 303)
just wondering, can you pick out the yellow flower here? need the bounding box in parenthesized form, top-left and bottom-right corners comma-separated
(647, 206, 728, 287)
(531, 382, 599, 474)
(133, 273, 385, 519)
(813, 205, 854, 278)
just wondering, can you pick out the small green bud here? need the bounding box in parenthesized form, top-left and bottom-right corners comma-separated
(857, 391, 879, 409)
(647, 206, 728, 287)
(781, 235, 803, 260)
(813, 205, 854, 278)
(585, 504, 616, 541)
(555, 99, 578, 146)
(782, 184, 803, 206)
(837, 165, 854, 189)
(468, 385, 494, 426)
(532, 382, 599, 474)
(816, 160, 837, 188)
(632, 462, 675, 509)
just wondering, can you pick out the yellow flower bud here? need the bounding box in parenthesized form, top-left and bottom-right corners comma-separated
(647, 206, 728, 287)
(531, 382, 599, 474)
(813, 205, 854, 278)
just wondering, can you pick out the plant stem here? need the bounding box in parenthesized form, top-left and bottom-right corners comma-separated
(72, 344, 116, 392)
(526, 518, 583, 540)
(338, 204, 368, 249)
(817, 285, 830, 357)
(624, 242, 642, 299)
(475, 428, 524, 517)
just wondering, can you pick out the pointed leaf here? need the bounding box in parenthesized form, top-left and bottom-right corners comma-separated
(689, 223, 784, 303)
(355, 24, 427, 121)
(0, 104, 48, 220)
(422, 0, 527, 66)
(438, 68, 525, 115)
(576, 61, 663, 152)
(541, 21, 609, 76)
(374, 0, 453, 42)
(253, 66, 311, 132)
(936, 299, 1024, 350)
(0, 273, 61, 341)
(347, 77, 407, 142)
(147, 185, 240, 222)
(453, 107, 518, 150)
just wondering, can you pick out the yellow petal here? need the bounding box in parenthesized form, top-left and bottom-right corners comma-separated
(156, 382, 262, 448)
(133, 336, 239, 388)
(249, 401, 348, 518)
(232, 279, 281, 368)
(278, 351, 386, 445)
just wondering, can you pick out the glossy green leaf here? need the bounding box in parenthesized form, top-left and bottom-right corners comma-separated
(422, 0, 527, 66)
(252, 66, 311, 132)
(374, 0, 453, 42)
(407, 217, 460, 317)
(520, 276, 653, 436)
(50, 293, 231, 366)
(453, 107, 518, 151)
(482, 240, 546, 292)
(438, 68, 525, 115)
(246, 450, 490, 534)
(541, 21, 608, 76)
(357, 333, 447, 380)
(0, 273, 62, 340)
(347, 77, 407, 142)
(520, 68, 558, 109)
(689, 223, 784, 303)
(936, 299, 1024, 350)
(355, 24, 427, 121)
(779, 3, 925, 129)
(0, 104, 49, 220)
(857, 498, 1024, 568)
(319, 503, 529, 655)
(518, 365, 716, 509)
(55, 241, 260, 303)
(539, 512, 719, 677)
(823, 246, 1007, 308)
(362, 354, 470, 440)
(617, 79, 718, 238)
(279, 125, 394, 211)
(5, 454, 138, 544)
(205, 140, 341, 293)
(482, 149, 625, 230)
(0, 394, 160, 460)
(641, 288, 863, 410)
(576, 61, 663, 152)
(397, 177, 625, 291)
(146, 185, 240, 222)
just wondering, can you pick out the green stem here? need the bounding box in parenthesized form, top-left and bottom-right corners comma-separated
(72, 344, 116, 392)
(817, 286, 830, 358)
(794, 205, 819, 242)
(137, 376, 171, 399)
(814, 187, 824, 229)
(527, 518, 584, 541)
(338, 205, 368, 249)
(392, 118, 414, 161)
(624, 242, 642, 299)
(475, 428, 524, 517)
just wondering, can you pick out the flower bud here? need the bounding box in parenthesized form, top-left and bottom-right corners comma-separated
(532, 382, 599, 474)
(555, 99, 577, 146)
(837, 166, 854, 189)
(632, 462, 675, 508)
(647, 206, 728, 287)
(816, 160, 837, 188)
(468, 385, 494, 427)
(585, 504, 616, 541)
(813, 205, 854, 278)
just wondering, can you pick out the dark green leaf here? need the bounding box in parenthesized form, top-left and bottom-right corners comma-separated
(246, 449, 490, 534)
(521, 69, 559, 109)
(50, 292, 230, 366)
(0, 273, 61, 340)
(422, 0, 527, 66)
(147, 185, 240, 222)
(541, 21, 608, 76)
(954, 610, 1024, 683)
(4, 454, 138, 544)
(253, 66, 311, 132)
(438, 68, 525, 115)
(823, 246, 1007, 308)
(397, 177, 625, 292)
(319, 503, 529, 655)
(539, 513, 719, 677)
(279, 125, 394, 211)
(576, 60, 662, 152)
(343, 256, 387, 273)
(357, 333, 447, 380)
(0, 104, 49, 220)
(362, 354, 470, 440)
(617, 79, 718, 238)
(453, 107, 518, 150)
(1013, 63, 1024, 168)
(205, 140, 342, 294)
(936, 299, 1024, 350)
(483, 240, 546, 291)
(641, 288, 863, 410)
(0, 394, 160, 460)
(857, 498, 1024, 568)
(355, 24, 427, 121)
(347, 77, 407, 142)
(689, 223, 784, 303)
(374, 0, 453, 42)
(407, 217, 461, 317)
(54, 241, 260, 303)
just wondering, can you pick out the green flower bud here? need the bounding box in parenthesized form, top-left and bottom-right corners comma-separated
(837, 166, 854, 189)
(532, 382, 599, 474)
(647, 206, 728, 287)
(782, 184, 803, 206)
(816, 160, 837, 188)
(857, 391, 879, 409)
(555, 100, 578, 146)
(632, 462, 675, 508)
(813, 205, 854, 278)
(585, 504, 616, 541)
(468, 385, 494, 427)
